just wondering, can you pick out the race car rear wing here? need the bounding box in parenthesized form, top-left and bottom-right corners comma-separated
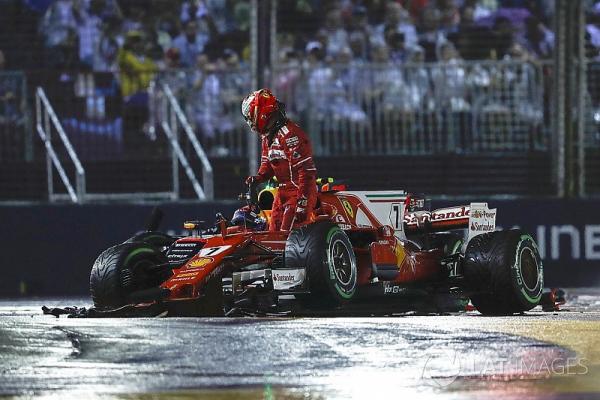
(404, 203, 497, 240)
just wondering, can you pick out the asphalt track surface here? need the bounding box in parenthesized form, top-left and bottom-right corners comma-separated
(1, 290, 600, 400)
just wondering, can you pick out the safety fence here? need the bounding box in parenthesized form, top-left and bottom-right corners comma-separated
(7, 59, 600, 199)
(157, 61, 555, 158)
(26, 60, 600, 161)
(274, 60, 553, 156)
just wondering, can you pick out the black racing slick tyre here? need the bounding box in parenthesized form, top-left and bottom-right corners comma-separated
(90, 242, 169, 310)
(285, 222, 358, 309)
(463, 229, 543, 316)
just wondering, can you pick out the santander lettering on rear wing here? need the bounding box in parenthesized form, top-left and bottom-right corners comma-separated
(404, 205, 470, 232)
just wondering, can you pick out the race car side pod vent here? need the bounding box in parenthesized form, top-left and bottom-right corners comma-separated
(145, 207, 164, 232)
(128, 287, 170, 304)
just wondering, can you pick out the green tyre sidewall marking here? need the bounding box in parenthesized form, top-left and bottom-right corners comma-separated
(325, 226, 356, 300)
(512, 234, 543, 305)
(124, 247, 156, 266)
(450, 239, 463, 255)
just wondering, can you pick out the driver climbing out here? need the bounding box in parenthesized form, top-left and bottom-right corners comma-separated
(242, 88, 318, 231)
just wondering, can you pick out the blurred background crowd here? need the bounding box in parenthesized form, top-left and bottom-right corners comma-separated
(0, 0, 599, 200)
(3, 0, 563, 157)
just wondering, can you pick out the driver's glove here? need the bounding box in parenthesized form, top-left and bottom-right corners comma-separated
(245, 175, 263, 185)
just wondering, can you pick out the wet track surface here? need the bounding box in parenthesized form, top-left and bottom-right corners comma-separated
(1, 290, 600, 399)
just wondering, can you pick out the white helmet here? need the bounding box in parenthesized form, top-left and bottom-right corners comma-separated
(241, 90, 259, 130)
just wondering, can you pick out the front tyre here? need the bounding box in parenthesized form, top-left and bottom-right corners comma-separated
(90, 242, 169, 310)
(286, 222, 358, 309)
(463, 229, 543, 315)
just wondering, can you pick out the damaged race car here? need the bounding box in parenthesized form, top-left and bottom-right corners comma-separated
(87, 180, 544, 317)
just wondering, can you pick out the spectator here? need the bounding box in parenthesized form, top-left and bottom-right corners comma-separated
(118, 31, 158, 153)
(172, 20, 209, 67)
(160, 47, 188, 96)
(462, 0, 496, 21)
(39, 0, 79, 68)
(517, 16, 554, 59)
(93, 15, 123, 72)
(117, 31, 157, 99)
(321, 8, 349, 58)
(374, 2, 418, 49)
(73, 0, 104, 68)
(490, 15, 517, 59)
(385, 26, 411, 64)
(437, 0, 461, 33)
(189, 54, 233, 145)
(432, 41, 469, 112)
(346, 5, 372, 61)
(419, 3, 447, 61)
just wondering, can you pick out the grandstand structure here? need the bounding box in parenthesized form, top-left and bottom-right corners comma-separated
(0, 0, 597, 202)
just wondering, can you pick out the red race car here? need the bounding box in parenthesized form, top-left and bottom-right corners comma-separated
(89, 180, 544, 317)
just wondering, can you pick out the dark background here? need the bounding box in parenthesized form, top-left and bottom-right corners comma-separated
(1, 198, 597, 297)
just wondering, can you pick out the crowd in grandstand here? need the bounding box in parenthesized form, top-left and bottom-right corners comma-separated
(0, 0, 596, 157)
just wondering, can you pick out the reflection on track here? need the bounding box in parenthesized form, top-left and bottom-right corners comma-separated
(0, 293, 599, 399)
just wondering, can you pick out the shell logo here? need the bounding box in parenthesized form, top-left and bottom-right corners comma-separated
(187, 257, 213, 269)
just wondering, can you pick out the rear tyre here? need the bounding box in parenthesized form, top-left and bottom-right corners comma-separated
(90, 242, 169, 310)
(286, 222, 357, 309)
(463, 229, 543, 315)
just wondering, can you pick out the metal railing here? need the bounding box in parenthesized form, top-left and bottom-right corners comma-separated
(36, 83, 214, 202)
(157, 82, 214, 200)
(156, 67, 251, 159)
(35, 87, 85, 203)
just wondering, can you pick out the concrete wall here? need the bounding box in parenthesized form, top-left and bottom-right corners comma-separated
(0, 199, 598, 297)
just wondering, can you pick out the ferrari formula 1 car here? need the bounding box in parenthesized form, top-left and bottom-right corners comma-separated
(88, 181, 544, 317)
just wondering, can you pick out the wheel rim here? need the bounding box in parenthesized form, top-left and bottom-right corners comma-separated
(520, 247, 539, 291)
(128, 259, 155, 289)
(330, 239, 353, 286)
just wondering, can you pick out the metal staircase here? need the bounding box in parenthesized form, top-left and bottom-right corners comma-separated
(35, 84, 213, 203)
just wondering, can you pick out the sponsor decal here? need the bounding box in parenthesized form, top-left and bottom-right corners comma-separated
(168, 254, 190, 259)
(285, 136, 300, 147)
(467, 203, 497, 242)
(273, 273, 295, 282)
(174, 242, 197, 248)
(175, 271, 200, 279)
(338, 223, 352, 230)
(334, 214, 346, 223)
(341, 199, 354, 219)
(404, 206, 470, 226)
(187, 257, 213, 269)
(383, 284, 407, 295)
(272, 269, 305, 290)
(268, 148, 286, 161)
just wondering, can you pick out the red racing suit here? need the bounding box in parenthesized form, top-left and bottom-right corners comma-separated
(256, 121, 317, 231)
